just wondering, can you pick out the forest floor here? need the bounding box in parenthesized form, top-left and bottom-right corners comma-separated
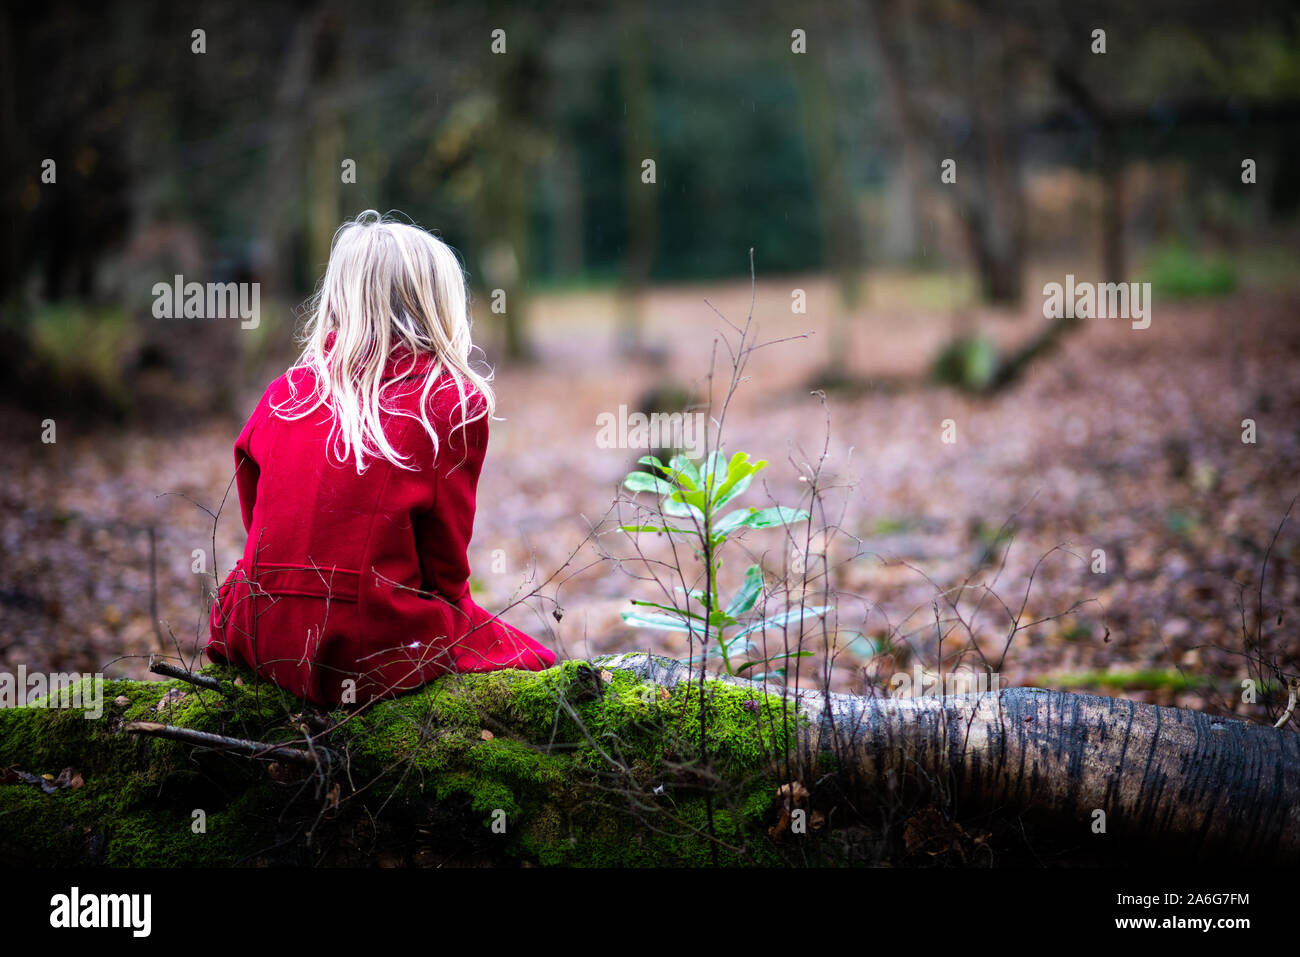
(3, 274, 1298, 722)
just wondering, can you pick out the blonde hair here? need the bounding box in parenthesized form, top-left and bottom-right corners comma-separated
(274, 210, 495, 473)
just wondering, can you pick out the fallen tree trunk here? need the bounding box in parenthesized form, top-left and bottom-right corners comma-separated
(1, 654, 1295, 866)
(606, 654, 1300, 863)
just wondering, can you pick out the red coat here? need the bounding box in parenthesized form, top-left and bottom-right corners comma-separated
(205, 346, 556, 706)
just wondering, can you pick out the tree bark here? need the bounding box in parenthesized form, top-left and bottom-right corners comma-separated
(605, 654, 1300, 862)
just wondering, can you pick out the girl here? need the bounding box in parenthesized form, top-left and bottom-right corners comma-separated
(206, 210, 557, 707)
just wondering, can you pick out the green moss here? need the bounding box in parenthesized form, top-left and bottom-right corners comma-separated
(0, 665, 325, 865)
(0, 659, 813, 866)
(1042, 668, 1216, 692)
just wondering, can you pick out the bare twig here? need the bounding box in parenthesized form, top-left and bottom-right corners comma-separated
(1276, 677, 1298, 730)
(123, 721, 325, 766)
(147, 526, 167, 652)
(148, 655, 225, 692)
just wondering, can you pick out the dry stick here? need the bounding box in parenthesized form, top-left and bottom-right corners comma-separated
(148, 655, 225, 692)
(1276, 677, 1299, 730)
(1254, 497, 1296, 723)
(148, 526, 167, 652)
(123, 722, 323, 767)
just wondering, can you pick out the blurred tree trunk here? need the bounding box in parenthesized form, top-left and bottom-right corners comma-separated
(954, 26, 1025, 305)
(874, 0, 1026, 307)
(307, 114, 343, 280)
(869, 0, 924, 264)
(794, 1, 862, 374)
(0, 7, 17, 309)
(1052, 64, 1125, 281)
(305, 12, 346, 283)
(479, 45, 546, 362)
(259, 6, 326, 303)
(1098, 127, 1125, 282)
(552, 138, 585, 277)
(615, 0, 658, 358)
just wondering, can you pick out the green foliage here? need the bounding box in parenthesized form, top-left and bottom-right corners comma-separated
(23, 303, 138, 412)
(1041, 668, 1217, 692)
(932, 334, 1001, 393)
(620, 451, 828, 676)
(1146, 243, 1238, 299)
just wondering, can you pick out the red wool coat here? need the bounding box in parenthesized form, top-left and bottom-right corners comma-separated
(205, 348, 556, 706)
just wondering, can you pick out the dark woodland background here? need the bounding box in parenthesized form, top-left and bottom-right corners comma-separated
(2, 0, 1299, 718)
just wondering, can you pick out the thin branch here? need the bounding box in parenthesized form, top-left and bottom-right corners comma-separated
(123, 721, 325, 767)
(148, 655, 226, 692)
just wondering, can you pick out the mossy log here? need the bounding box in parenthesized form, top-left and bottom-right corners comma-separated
(1, 653, 1295, 866)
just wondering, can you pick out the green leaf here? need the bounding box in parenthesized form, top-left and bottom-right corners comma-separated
(713, 505, 808, 536)
(669, 454, 701, 489)
(720, 637, 754, 656)
(713, 472, 755, 510)
(618, 524, 693, 535)
(629, 599, 705, 621)
(733, 605, 831, 641)
(675, 586, 707, 605)
(623, 472, 675, 495)
(737, 651, 813, 675)
(708, 609, 737, 629)
(670, 487, 708, 511)
(711, 453, 765, 505)
(737, 647, 814, 680)
(621, 611, 698, 634)
(662, 497, 705, 521)
(737, 506, 809, 529)
(841, 632, 887, 658)
(702, 450, 728, 495)
(725, 565, 764, 618)
(636, 455, 668, 473)
(712, 508, 754, 538)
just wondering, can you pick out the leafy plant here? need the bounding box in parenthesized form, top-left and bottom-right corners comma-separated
(620, 450, 829, 678)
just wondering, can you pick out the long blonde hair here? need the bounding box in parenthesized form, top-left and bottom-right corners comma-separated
(274, 210, 495, 473)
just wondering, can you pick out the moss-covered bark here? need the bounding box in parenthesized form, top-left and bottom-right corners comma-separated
(0, 657, 804, 866)
(2, 654, 1296, 866)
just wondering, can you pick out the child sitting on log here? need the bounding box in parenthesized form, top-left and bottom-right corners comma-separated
(206, 211, 556, 706)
